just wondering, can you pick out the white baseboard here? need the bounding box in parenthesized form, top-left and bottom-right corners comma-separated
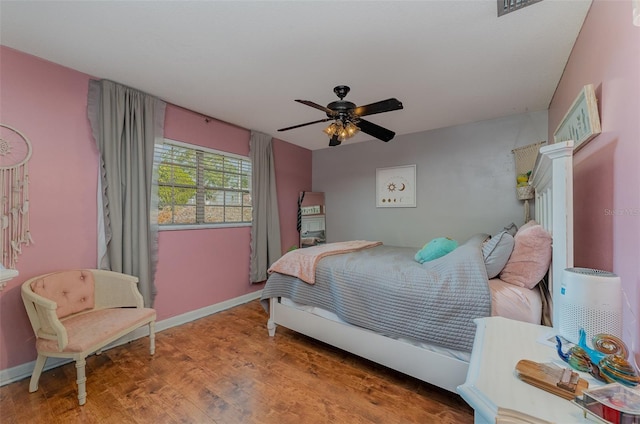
(0, 290, 262, 387)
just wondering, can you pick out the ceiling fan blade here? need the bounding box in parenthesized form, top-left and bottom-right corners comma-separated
(295, 100, 336, 116)
(353, 98, 403, 117)
(277, 118, 332, 132)
(357, 119, 396, 142)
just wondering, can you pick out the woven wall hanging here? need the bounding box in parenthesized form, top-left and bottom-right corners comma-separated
(0, 123, 34, 268)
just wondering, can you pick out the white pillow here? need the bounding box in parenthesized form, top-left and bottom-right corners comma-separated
(482, 231, 515, 279)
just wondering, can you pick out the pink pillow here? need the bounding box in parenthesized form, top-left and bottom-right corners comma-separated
(499, 223, 551, 289)
(518, 219, 538, 233)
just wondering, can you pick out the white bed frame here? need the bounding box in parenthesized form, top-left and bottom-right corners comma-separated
(267, 140, 575, 393)
(531, 140, 575, 327)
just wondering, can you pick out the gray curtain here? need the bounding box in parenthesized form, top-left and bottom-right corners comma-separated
(250, 131, 282, 283)
(87, 80, 166, 307)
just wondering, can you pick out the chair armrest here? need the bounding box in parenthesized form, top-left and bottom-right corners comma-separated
(91, 270, 144, 309)
(21, 281, 69, 351)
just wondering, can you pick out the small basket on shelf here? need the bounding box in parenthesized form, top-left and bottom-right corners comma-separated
(516, 184, 535, 201)
(512, 141, 546, 220)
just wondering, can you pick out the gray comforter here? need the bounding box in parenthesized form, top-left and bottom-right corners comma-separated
(260, 234, 491, 352)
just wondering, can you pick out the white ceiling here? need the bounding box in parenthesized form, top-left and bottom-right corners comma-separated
(0, 1, 591, 150)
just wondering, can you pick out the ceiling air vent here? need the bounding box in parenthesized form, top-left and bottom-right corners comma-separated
(498, 0, 543, 16)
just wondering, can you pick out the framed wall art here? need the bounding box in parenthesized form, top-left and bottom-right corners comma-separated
(376, 164, 416, 208)
(553, 84, 601, 151)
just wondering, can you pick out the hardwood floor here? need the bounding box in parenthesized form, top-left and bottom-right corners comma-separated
(0, 300, 474, 423)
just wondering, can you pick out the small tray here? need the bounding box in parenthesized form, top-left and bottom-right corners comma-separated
(515, 359, 589, 400)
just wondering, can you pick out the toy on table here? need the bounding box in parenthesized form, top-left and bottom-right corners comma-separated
(556, 329, 640, 387)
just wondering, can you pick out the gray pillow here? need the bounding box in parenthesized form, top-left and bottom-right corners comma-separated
(482, 231, 515, 278)
(503, 222, 518, 236)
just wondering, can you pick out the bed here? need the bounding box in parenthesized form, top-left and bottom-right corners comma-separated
(260, 140, 575, 393)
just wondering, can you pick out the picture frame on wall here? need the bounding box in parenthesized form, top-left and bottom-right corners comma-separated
(376, 164, 416, 208)
(553, 84, 601, 151)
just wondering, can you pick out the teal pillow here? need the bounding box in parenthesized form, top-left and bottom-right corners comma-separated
(414, 237, 458, 264)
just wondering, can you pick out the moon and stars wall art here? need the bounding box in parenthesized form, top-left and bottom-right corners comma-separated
(376, 165, 416, 208)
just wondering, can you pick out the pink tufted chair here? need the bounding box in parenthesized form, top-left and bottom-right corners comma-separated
(21, 269, 156, 405)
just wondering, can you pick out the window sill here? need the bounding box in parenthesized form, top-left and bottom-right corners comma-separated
(159, 223, 252, 231)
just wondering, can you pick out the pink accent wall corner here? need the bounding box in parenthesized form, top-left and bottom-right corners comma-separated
(0, 46, 312, 371)
(548, 0, 640, 359)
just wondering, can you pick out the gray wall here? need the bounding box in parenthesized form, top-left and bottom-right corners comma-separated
(312, 111, 547, 248)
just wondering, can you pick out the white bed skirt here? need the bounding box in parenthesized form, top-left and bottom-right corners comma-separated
(267, 296, 471, 392)
(281, 297, 473, 362)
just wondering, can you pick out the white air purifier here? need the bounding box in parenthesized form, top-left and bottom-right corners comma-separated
(558, 267, 622, 344)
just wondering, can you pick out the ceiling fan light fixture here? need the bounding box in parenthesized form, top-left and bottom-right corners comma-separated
(323, 120, 359, 144)
(345, 121, 360, 137)
(323, 122, 338, 136)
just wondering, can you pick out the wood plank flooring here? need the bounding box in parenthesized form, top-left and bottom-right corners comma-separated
(0, 299, 474, 423)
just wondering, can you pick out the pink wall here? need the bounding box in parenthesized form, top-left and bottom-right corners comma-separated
(548, 1, 640, 357)
(0, 46, 312, 371)
(272, 139, 313, 251)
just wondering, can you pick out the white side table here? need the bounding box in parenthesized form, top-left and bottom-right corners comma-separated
(457, 316, 599, 424)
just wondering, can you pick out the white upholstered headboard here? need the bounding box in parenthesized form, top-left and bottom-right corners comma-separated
(530, 140, 575, 328)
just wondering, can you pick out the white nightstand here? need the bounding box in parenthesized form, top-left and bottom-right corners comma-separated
(457, 316, 600, 424)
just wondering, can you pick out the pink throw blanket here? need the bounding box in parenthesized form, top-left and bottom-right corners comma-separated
(268, 240, 383, 285)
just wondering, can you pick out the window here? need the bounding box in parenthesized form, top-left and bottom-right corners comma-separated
(154, 139, 252, 228)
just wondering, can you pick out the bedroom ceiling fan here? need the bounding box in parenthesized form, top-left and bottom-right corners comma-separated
(278, 85, 403, 147)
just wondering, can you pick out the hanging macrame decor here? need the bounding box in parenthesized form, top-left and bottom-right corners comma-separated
(0, 123, 33, 268)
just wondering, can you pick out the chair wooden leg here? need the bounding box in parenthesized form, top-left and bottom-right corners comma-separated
(29, 354, 47, 393)
(75, 357, 87, 406)
(149, 321, 156, 355)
